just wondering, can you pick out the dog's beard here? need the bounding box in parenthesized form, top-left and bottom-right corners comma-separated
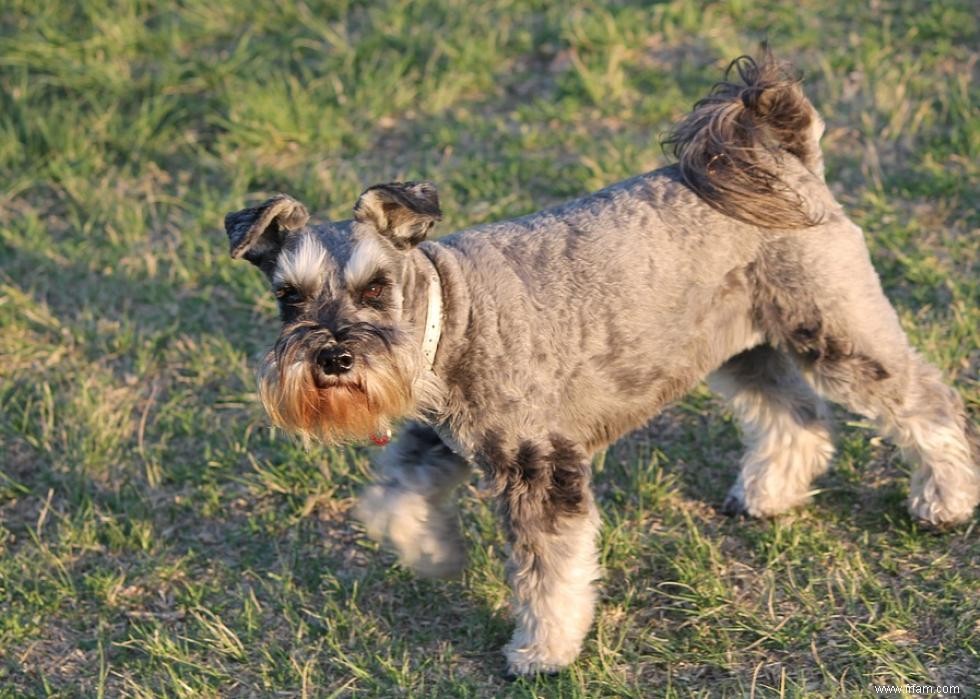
(257, 324, 441, 444)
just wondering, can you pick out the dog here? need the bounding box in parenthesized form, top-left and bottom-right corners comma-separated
(224, 55, 979, 676)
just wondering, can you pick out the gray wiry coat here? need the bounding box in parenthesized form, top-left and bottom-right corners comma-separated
(228, 55, 977, 677)
(422, 161, 836, 458)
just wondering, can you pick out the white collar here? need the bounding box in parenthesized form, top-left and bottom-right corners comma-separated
(418, 250, 443, 369)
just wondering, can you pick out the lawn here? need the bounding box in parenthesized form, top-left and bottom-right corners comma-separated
(1, 0, 977, 696)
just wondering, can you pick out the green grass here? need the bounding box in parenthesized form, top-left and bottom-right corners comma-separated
(1, 0, 978, 696)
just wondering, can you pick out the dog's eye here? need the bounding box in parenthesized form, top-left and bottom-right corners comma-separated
(360, 283, 385, 303)
(275, 285, 302, 304)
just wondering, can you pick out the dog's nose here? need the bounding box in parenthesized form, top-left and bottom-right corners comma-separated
(316, 346, 354, 375)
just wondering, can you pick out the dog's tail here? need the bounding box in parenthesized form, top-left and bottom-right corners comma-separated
(663, 53, 826, 228)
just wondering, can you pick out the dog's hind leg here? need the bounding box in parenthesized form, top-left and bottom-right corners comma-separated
(479, 433, 600, 677)
(804, 340, 978, 527)
(762, 228, 979, 527)
(709, 345, 835, 517)
(355, 422, 471, 577)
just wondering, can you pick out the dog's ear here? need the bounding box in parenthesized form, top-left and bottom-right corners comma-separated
(353, 181, 441, 250)
(225, 194, 310, 274)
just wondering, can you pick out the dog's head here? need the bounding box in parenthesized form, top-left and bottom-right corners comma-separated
(225, 182, 443, 443)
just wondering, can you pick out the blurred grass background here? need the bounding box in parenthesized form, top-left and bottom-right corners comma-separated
(0, 0, 977, 696)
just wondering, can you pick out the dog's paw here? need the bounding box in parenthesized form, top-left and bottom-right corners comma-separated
(723, 481, 811, 519)
(907, 467, 979, 529)
(502, 662, 562, 681)
(355, 484, 466, 578)
(503, 655, 567, 680)
(907, 493, 976, 529)
(503, 639, 578, 679)
(721, 488, 749, 518)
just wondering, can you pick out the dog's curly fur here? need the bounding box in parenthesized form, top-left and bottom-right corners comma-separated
(663, 53, 826, 227)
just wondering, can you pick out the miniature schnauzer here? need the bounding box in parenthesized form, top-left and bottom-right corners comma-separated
(224, 55, 978, 676)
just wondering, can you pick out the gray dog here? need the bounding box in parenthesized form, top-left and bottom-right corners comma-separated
(224, 55, 978, 676)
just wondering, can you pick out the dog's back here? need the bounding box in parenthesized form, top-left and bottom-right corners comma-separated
(436, 53, 841, 304)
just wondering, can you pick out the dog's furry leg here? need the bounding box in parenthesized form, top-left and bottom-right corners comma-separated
(481, 434, 601, 677)
(894, 358, 979, 526)
(709, 345, 835, 517)
(765, 227, 980, 527)
(809, 349, 978, 527)
(355, 423, 471, 577)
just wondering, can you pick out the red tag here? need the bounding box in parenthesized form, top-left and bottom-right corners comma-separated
(370, 433, 390, 446)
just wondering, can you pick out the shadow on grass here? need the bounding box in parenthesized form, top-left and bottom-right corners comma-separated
(2, 240, 524, 691)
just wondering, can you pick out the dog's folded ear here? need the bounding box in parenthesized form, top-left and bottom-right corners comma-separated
(353, 181, 441, 250)
(225, 194, 310, 273)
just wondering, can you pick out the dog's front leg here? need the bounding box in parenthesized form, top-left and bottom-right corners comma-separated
(486, 435, 601, 677)
(356, 422, 472, 578)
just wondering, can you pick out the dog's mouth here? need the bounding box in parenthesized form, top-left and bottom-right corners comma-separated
(311, 365, 365, 391)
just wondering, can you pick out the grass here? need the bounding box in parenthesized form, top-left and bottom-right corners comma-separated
(1, 0, 977, 696)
